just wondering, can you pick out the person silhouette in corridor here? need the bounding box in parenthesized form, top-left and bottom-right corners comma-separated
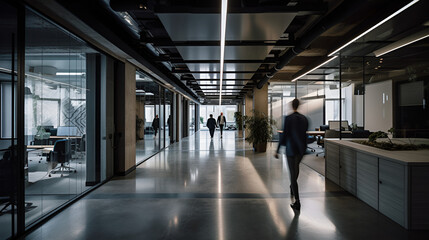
(217, 112, 227, 138)
(276, 98, 308, 211)
(152, 115, 160, 138)
(206, 114, 216, 138)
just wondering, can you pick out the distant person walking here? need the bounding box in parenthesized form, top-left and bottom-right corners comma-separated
(152, 115, 160, 138)
(276, 98, 308, 211)
(206, 114, 217, 138)
(217, 112, 227, 138)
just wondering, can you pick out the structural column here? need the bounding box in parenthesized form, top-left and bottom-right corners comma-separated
(114, 61, 136, 175)
(237, 101, 244, 138)
(253, 84, 268, 116)
(86, 53, 100, 185)
(175, 94, 182, 142)
(244, 94, 253, 137)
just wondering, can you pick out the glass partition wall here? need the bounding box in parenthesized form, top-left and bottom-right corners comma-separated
(268, 83, 295, 140)
(165, 89, 173, 145)
(24, 9, 100, 226)
(189, 102, 195, 136)
(273, 44, 429, 140)
(136, 74, 160, 163)
(1, 6, 106, 238)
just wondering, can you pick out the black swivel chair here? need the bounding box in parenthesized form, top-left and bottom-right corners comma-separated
(307, 135, 316, 153)
(1, 147, 32, 214)
(48, 139, 76, 177)
(316, 129, 341, 157)
(0, 149, 14, 214)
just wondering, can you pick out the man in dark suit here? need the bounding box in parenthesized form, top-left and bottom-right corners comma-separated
(152, 115, 160, 138)
(206, 114, 216, 138)
(217, 112, 227, 138)
(276, 98, 308, 211)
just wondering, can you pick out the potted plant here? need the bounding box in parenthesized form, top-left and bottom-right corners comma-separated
(234, 111, 244, 138)
(244, 110, 275, 152)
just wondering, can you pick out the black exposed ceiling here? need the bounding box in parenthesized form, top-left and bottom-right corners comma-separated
(54, 0, 429, 104)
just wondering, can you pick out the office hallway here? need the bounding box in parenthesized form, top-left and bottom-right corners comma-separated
(26, 131, 427, 240)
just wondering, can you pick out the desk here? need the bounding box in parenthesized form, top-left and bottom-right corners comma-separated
(307, 131, 325, 136)
(27, 145, 54, 162)
(27, 145, 54, 149)
(50, 136, 81, 139)
(279, 130, 326, 136)
(279, 130, 352, 136)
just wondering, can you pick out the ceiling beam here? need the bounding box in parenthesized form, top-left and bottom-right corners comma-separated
(204, 96, 242, 98)
(173, 70, 270, 74)
(196, 84, 246, 87)
(160, 59, 278, 64)
(149, 40, 295, 48)
(192, 79, 250, 81)
(151, 3, 327, 14)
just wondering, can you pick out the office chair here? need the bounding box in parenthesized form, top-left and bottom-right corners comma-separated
(307, 135, 316, 153)
(1, 148, 33, 214)
(0, 150, 14, 214)
(316, 130, 341, 157)
(48, 139, 76, 177)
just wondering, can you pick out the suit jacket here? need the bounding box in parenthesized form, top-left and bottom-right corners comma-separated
(206, 118, 216, 129)
(279, 112, 308, 156)
(217, 116, 227, 126)
(152, 118, 160, 129)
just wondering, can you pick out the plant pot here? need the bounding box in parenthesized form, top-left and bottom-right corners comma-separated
(237, 129, 243, 138)
(254, 142, 267, 152)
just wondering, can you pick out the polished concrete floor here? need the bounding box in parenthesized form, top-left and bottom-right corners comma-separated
(26, 131, 429, 240)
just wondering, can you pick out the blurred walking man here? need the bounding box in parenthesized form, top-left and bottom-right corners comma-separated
(276, 98, 308, 211)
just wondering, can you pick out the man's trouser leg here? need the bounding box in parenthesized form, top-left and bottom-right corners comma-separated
(287, 154, 303, 201)
(219, 124, 224, 136)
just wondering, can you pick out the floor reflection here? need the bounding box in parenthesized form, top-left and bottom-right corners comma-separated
(26, 130, 429, 240)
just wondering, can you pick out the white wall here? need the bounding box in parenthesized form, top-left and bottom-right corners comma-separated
(300, 98, 324, 131)
(353, 95, 364, 127)
(365, 80, 393, 132)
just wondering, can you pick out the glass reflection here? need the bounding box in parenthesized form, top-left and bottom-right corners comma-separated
(165, 89, 173, 146)
(136, 72, 160, 163)
(24, 9, 93, 226)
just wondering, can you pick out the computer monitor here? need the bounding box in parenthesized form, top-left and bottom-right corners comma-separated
(57, 126, 79, 136)
(328, 120, 349, 131)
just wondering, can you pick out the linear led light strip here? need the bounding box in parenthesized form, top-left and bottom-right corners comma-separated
(56, 72, 84, 76)
(26, 73, 88, 91)
(0, 67, 86, 90)
(291, 56, 338, 82)
(328, 0, 420, 57)
(373, 27, 429, 57)
(219, 0, 228, 106)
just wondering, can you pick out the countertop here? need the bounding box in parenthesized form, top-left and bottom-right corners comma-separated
(326, 138, 429, 165)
